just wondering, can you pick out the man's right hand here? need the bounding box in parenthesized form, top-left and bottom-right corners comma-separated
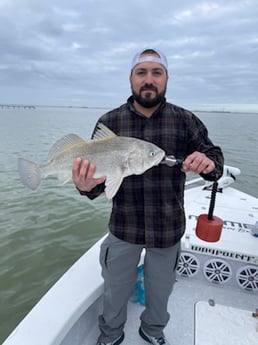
(72, 157, 106, 192)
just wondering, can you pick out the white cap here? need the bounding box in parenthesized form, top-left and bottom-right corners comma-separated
(131, 48, 168, 71)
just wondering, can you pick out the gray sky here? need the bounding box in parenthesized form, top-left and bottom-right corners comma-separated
(0, 0, 257, 111)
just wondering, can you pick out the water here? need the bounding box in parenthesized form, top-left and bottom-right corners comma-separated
(0, 106, 257, 342)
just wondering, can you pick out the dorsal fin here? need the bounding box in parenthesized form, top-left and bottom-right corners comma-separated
(48, 134, 86, 161)
(93, 123, 117, 140)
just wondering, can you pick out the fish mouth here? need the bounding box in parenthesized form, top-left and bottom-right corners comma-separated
(161, 155, 184, 167)
(155, 151, 166, 165)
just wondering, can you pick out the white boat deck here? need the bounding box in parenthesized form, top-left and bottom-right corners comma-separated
(65, 273, 257, 345)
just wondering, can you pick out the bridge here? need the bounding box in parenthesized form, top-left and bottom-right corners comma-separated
(0, 104, 36, 110)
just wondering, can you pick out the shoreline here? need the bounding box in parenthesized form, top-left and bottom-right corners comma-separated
(0, 104, 257, 114)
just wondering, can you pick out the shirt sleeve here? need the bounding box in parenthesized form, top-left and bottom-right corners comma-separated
(76, 183, 105, 200)
(186, 112, 224, 181)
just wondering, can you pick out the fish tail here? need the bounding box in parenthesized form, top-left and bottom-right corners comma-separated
(18, 158, 42, 190)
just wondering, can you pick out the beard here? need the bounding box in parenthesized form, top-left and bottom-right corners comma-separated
(131, 84, 166, 108)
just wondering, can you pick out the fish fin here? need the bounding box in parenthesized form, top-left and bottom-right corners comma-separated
(18, 158, 41, 190)
(93, 123, 117, 140)
(56, 172, 72, 185)
(48, 134, 86, 161)
(105, 176, 123, 199)
(61, 177, 72, 185)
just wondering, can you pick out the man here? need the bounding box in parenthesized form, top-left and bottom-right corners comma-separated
(72, 48, 224, 345)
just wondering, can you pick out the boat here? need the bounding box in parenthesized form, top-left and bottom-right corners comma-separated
(2, 165, 258, 345)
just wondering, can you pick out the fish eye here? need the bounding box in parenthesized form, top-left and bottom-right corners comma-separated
(150, 150, 156, 157)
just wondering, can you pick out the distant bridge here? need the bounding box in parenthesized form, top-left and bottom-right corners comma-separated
(0, 104, 36, 109)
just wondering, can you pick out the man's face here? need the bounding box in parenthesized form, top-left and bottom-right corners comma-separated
(130, 55, 168, 108)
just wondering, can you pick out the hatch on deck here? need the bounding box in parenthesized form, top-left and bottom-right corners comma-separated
(195, 301, 258, 345)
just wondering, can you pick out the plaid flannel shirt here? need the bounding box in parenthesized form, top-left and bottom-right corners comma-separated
(79, 97, 224, 248)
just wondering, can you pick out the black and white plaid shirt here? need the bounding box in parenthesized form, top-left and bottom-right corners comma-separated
(79, 96, 224, 248)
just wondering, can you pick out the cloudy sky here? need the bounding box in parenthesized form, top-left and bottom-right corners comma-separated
(0, 0, 257, 111)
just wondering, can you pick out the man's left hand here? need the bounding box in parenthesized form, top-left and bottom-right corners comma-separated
(181, 151, 215, 174)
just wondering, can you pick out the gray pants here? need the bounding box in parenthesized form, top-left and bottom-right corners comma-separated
(98, 233, 180, 342)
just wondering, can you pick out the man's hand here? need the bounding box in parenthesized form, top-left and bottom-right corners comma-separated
(72, 158, 106, 192)
(181, 151, 215, 174)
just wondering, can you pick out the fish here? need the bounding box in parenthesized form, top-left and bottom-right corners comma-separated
(18, 123, 165, 199)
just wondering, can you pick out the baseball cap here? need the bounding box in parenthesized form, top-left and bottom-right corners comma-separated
(131, 48, 168, 71)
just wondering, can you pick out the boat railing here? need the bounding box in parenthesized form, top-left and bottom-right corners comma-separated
(186, 165, 241, 190)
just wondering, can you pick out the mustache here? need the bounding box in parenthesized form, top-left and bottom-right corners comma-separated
(140, 84, 157, 92)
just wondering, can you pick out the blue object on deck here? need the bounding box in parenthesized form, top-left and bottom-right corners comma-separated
(130, 264, 145, 306)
